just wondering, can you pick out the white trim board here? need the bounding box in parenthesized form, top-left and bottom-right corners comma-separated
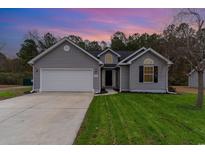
(118, 48, 173, 65)
(39, 68, 94, 92)
(119, 66, 122, 92)
(118, 47, 146, 65)
(120, 89, 129, 92)
(128, 48, 173, 65)
(28, 37, 103, 65)
(97, 48, 121, 57)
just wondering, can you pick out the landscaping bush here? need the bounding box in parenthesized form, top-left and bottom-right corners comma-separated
(100, 88, 107, 94)
(0, 72, 32, 85)
(168, 86, 176, 93)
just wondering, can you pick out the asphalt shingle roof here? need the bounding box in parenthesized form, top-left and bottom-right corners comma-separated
(122, 48, 146, 63)
(88, 50, 136, 61)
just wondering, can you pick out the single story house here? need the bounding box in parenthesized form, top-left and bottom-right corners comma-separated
(188, 69, 205, 88)
(28, 37, 173, 93)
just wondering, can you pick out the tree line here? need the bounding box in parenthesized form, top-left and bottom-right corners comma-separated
(0, 24, 195, 86)
(1, 9, 205, 107)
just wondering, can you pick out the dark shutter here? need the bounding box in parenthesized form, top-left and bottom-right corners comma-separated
(154, 66, 158, 83)
(139, 66, 144, 82)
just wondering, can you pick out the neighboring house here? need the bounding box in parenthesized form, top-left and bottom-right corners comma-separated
(28, 37, 173, 93)
(188, 70, 205, 88)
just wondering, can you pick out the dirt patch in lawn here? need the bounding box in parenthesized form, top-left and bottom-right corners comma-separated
(0, 85, 28, 91)
(0, 85, 19, 89)
(173, 86, 205, 94)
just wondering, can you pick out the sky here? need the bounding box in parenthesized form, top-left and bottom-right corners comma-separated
(0, 8, 177, 57)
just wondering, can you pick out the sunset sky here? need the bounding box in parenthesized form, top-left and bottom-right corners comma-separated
(0, 8, 177, 57)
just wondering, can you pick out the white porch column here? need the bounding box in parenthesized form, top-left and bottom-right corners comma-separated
(112, 70, 116, 87)
(102, 69, 105, 88)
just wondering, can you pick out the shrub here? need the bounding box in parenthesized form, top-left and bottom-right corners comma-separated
(168, 86, 176, 93)
(0, 72, 32, 85)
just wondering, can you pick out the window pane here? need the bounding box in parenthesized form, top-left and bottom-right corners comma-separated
(144, 66, 154, 82)
(144, 75, 153, 82)
(144, 67, 153, 74)
(105, 54, 113, 64)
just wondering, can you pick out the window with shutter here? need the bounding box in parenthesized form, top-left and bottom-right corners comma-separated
(139, 66, 144, 82)
(154, 66, 158, 83)
(142, 58, 155, 83)
(144, 66, 154, 82)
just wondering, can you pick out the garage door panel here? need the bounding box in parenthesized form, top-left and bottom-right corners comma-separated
(41, 69, 93, 91)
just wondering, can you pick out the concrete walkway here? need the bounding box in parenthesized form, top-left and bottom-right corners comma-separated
(95, 89, 118, 96)
(0, 92, 93, 144)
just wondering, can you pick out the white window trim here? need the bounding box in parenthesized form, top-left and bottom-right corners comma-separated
(143, 65, 154, 83)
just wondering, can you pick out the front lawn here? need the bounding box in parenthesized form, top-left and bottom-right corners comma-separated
(0, 86, 32, 100)
(74, 93, 205, 145)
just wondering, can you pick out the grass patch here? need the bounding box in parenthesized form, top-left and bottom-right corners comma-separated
(0, 86, 32, 100)
(74, 93, 205, 145)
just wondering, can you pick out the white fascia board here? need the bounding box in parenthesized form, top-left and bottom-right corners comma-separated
(97, 48, 121, 57)
(28, 38, 66, 65)
(118, 63, 131, 66)
(118, 47, 146, 65)
(128, 48, 173, 65)
(28, 37, 103, 65)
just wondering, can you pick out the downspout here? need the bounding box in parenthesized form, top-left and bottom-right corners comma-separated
(98, 63, 104, 94)
(30, 64, 35, 93)
(166, 65, 169, 93)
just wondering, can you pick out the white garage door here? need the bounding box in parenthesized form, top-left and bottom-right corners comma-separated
(40, 69, 93, 92)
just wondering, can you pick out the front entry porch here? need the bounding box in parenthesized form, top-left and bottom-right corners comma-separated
(101, 67, 120, 90)
(105, 70, 112, 87)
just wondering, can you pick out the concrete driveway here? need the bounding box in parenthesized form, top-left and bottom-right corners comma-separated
(0, 92, 93, 145)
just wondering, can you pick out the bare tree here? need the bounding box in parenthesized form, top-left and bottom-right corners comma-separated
(24, 30, 40, 43)
(175, 9, 205, 108)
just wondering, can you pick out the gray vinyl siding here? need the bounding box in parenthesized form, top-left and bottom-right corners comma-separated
(120, 65, 129, 91)
(129, 52, 168, 92)
(188, 71, 205, 88)
(102, 69, 105, 88)
(99, 51, 119, 64)
(33, 41, 101, 92)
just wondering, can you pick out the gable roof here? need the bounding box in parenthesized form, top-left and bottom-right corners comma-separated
(129, 48, 173, 64)
(89, 50, 135, 61)
(188, 69, 196, 76)
(118, 47, 146, 65)
(118, 48, 173, 65)
(28, 37, 103, 65)
(28, 38, 172, 66)
(115, 50, 135, 60)
(188, 60, 205, 76)
(97, 48, 121, 57)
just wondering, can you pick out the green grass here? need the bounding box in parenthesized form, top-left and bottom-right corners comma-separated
(74, 93, 205, 145)
(0, 86, 32, 100)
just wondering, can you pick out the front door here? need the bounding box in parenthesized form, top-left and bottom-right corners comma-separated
(105, 70, 112, 86)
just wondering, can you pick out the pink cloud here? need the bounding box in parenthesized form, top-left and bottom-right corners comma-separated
(14, 20, 162, 43)
(71, 8, 174, 30)
(15, 24, 111, 41)
(13, 9, 176, 42)
(74, 8, 174, 21)
(119, 24, 159, 35)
